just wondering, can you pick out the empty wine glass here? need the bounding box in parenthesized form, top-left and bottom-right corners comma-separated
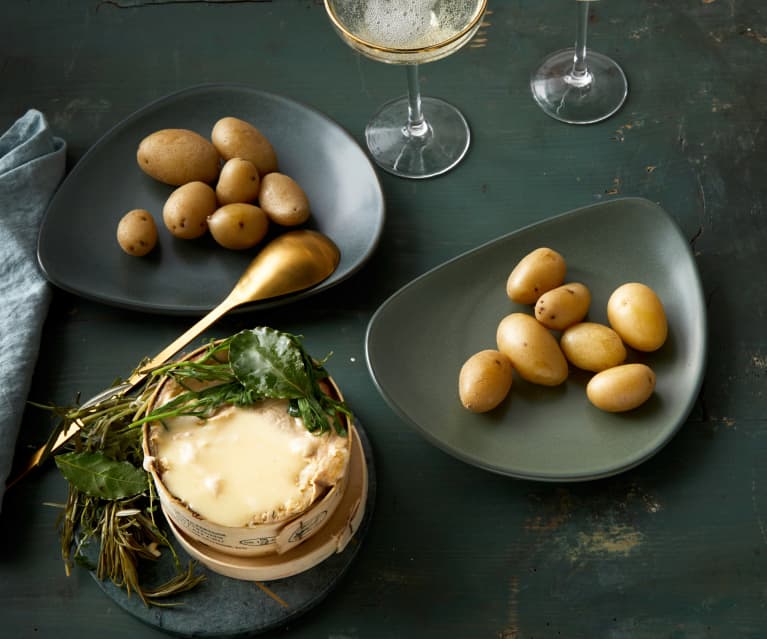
(530, 0, 628, 124)
(324, 0, 487, 179)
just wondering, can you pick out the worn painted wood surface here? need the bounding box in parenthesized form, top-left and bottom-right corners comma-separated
(1, 1, 766, 637)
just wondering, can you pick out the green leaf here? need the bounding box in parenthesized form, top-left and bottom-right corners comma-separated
(55, 451, 148, 500)
(229, 327, 312, 399)
(228, 327, 351, 434)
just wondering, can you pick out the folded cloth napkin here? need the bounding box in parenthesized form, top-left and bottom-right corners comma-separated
(0, 110, 66, 511)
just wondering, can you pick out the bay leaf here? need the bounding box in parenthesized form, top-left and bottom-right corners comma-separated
(55, 451, 148, 500)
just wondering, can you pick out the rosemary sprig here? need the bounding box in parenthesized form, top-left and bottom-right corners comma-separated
(41, 384, 204, 606)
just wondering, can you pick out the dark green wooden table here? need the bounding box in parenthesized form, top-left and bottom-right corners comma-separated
(2, 1, 766, 637)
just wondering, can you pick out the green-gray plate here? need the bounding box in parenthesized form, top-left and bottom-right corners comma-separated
(365, 198, 707, 482)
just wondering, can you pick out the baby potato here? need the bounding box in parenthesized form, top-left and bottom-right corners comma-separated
(136, 128, 220, 186)
(258, 173, 311, 226)
(216, 158, 261, 205)
(607, 282, 668, 352)
(506, 247, 567, 304)
(211, 116, 278, 176)
(207, 203, 269, 250)
(586, 363, 656, 413)
(458, 350, 514, 413)
(496, 313, 568, 386)
(560, 322, 627, 372)
(535, 282, 591, 331)
(162, 181, 217, 239)
(116, 208, 157, 256)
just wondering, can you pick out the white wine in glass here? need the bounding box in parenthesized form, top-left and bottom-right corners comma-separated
(324, 0, 487, 179)
(530, 0, 628, 124)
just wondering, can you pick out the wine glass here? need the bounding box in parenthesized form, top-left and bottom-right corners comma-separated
(530, 0, 628, 124)
(324, 0, 487, 179)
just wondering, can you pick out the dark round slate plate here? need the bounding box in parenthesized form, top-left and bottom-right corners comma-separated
(88, 422, 375, 638)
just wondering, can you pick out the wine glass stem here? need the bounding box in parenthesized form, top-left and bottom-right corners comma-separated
(569, 1, 593, 87)
(405, 64, 429, 138)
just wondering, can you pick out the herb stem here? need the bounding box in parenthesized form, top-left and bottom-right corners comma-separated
(39, 327, 352, 607)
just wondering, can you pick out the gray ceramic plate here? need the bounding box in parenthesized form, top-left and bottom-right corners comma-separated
(365, 198, 707, 482)
(38, 84, 384, 315)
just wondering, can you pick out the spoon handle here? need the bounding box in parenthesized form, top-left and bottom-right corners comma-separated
(128, 295, 237, 385)
(7, 296, 239, 489)
(8, 228, 340, 489)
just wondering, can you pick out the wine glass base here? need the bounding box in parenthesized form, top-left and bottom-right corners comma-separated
(365, 96, 471, 179)
(530, 48, 628, 124)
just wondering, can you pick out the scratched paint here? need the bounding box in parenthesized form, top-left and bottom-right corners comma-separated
(605, 176, 622, 196)
(566, 524, 644, 562)
(523, 483, 663, 568)
(550, 513, 644, 563)
(741, 28, 767, 45)
(469, 12, 492, 48)
(751, 468, 767, 550)
(611, 119, 646, 142)
(704, 414, 737, 429)
(500, 575, 520, 639)
(525, 488, 575, 533)
(526, 484, 662, 533)
(711, 97, 733, 113)
(50, 97, 112, 130)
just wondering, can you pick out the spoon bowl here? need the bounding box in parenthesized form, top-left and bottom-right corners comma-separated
(137, 229, 340, 377)
(229, 229, 341, 304)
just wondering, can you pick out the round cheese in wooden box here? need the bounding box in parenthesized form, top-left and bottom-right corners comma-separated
(162, 423, 369, 581)
(142, 340, 352, 558)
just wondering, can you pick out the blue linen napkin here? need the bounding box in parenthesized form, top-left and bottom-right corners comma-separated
(0, 110, 66, 510)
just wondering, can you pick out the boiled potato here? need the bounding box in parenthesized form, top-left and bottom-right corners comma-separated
(216, 158, 261, 205)
(258, 173, 311, 226)
(586, 363, 656, 412)
(560, 322, 627, 372)
(607, 282, 668, 352)
(211, 116, 278, 176)
(162, 181, 217, 239)
(496, 313, 568, 386)
(534, 282, 591, 330)
(116, 208, 157, 256)
(506, 247, 567, 304)
(208, 203, 269, 250)
(136, 128, 220, 186)
(458, 349, 513, 413)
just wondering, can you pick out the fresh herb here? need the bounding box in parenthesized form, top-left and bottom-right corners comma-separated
(229, 327, 351, 435)
(40, 388, 204, 606)
(38, 327, 351, 606)
(55, 451, 148, 500)
(137, 327, 351, 435)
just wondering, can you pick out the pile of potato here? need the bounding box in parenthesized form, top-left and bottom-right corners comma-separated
(116, 116, 310, 256)
(458, 247, 668, 414)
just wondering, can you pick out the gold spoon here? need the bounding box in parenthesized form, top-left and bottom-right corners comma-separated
(9, 229, 340, 487)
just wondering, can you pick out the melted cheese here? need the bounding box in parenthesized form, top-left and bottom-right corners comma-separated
(150, 398, 348, 528)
